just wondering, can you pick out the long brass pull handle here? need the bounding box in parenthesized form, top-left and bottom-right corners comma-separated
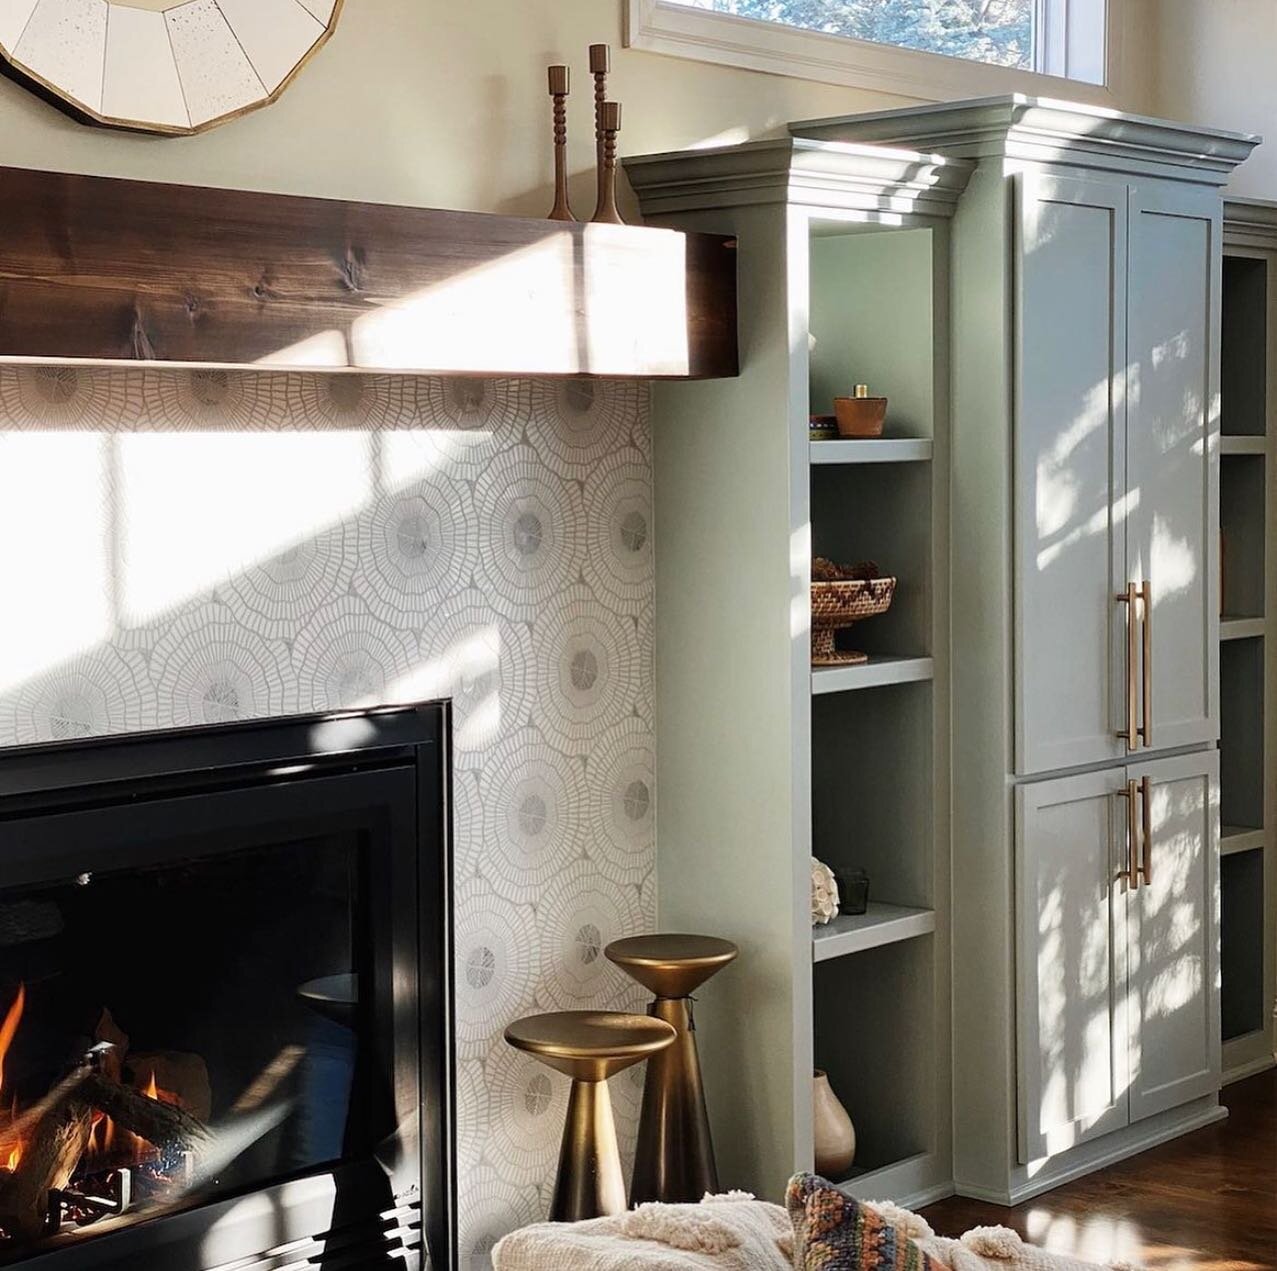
(1117, 584, 1139, 749)
(1117, 780, 1140, 891)
(1139, 580, 1152, 747)
(1140, 776, 1153, 885)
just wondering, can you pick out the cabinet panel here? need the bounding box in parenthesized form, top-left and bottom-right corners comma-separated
(1015, 174, 1128, 776)
(1126, 750, 1220, 1121)
(1016, 767, 1130, 1162)
(1126, 184, 1221, 753)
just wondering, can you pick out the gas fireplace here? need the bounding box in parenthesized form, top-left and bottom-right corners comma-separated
(0, 706, 453, 1271)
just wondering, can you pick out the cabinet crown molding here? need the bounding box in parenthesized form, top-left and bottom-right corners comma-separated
(1224, 196, 1277, 250)
(624, 137, 974, 220)
(791, 94, 1261, 187)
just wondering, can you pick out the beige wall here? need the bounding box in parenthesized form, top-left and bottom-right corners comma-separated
(1142, 0, 1275, 201)
(0, 0, 1161, 216)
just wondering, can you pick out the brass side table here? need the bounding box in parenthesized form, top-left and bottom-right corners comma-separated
(504, 1010, 676, 1222)
(605, 933, 739, 1204)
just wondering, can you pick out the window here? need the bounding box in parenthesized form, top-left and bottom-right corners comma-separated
(626, 0, 1113, 102)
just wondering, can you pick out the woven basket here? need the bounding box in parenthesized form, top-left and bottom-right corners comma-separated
(810, 576, 896, 665)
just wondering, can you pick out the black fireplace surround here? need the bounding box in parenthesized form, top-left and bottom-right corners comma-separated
(0, 705, 454, 1271)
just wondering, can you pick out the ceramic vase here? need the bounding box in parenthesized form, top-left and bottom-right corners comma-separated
(812, 1069, 856, 1178)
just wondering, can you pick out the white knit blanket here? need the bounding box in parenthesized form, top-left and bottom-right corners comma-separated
(492, 1193, 793, 1271)
(491, 1195, 1140, 1271)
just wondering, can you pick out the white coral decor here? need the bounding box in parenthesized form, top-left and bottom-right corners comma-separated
(811, 858, 840, 926)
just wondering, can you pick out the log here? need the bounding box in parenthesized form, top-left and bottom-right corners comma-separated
(80, 1074, 212, 1158)
(0, 1097, 92, 1240)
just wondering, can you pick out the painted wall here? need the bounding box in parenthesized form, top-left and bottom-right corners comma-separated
(0, 367, 655, 1268)
(0, 0, 1159, 216)
(1141, 0, 1276, 200)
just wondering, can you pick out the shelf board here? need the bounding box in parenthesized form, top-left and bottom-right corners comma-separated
(810, 438, 933, 465)
(812, 655, 934, 695)
(1222, 617, 1267, 641)
(813, 903, 936, 961)
(1221, 435, 1268, 456)
(1222, 825, 1267, 856)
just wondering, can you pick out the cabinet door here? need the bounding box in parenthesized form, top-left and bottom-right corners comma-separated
(1126, 182, 1221, 753)
(1126, 750, 1221, 1122)
(1016, 767, 1131, 1163)
(1015, 173, 1129, 775)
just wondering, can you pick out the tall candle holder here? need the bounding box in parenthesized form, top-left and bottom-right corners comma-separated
(592, 101, 624, 225)
(546, 64, 574, 222)
(589, 44, 610, 167)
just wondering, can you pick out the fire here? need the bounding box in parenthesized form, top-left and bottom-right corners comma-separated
(144, 1071, 158, 1101)
(0, 984, 25, 1101)
(4, 1144, 19, 1173)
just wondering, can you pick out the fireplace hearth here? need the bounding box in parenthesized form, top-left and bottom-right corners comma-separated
(0, 706, 453, 1270)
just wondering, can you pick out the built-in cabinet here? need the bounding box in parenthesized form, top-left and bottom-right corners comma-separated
(628, 97, 1261, 1211)
(790, 99, 1256, 1204)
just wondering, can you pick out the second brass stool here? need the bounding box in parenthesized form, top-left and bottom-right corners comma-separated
(605, 933, 739, 1204)
(504, 1010, 675, 1222)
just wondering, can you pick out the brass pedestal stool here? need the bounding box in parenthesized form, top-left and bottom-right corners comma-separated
(504, 1010, 676, 1222)
(605, 934, 739, 1204)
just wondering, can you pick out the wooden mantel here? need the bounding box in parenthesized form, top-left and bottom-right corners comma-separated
(0, 166, 737, 379)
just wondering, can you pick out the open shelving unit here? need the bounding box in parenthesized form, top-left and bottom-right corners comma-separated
(1218, 209, 1277, 1084)
(625, 137, 966, 1210)
(805, 217, 951, 1206)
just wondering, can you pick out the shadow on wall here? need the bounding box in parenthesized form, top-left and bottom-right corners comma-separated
(0, 365, 655, 1269)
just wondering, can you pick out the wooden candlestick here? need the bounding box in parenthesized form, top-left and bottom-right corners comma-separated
(592, 100, 624, 225)
(589, 44, 610, 168)
(547, 64, 574, 222)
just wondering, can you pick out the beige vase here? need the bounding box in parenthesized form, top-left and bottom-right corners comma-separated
(812, 1070, 856, 1179)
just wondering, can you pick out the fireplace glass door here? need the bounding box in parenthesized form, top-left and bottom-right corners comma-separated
(0, 754, 430, 1269)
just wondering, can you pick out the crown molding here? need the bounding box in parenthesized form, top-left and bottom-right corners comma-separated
(792, 95, 1261, 187)
(624, 137, 974, 222)
(1224, 197, 1277, 252)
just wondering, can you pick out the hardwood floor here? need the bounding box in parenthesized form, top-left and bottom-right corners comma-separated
(922, 1071, 1277, 1270)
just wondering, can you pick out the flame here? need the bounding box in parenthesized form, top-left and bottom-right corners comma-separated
(144, 1071, 158, 1101)
(5, 1144, 19, 1173)
(0, 985, 25, 1101)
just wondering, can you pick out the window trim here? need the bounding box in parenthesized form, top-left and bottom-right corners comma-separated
(624, 0, 1119, 106)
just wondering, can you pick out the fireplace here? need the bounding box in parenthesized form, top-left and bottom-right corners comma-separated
(0, 705, 453, 1270)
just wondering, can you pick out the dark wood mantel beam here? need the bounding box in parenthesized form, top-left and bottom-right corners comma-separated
(0, 166, 737, 379)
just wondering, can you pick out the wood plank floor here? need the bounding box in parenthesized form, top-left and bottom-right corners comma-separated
(922, 1071, 1277, 1270)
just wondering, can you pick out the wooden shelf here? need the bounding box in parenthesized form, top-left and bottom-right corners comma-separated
(1221, 435, 1268, 455)
(1222, 617, 1267, 640)
(810, 438, 933, 465)
(0, 165, 737, 379)
(813, 903, 936, 961)
(812, 656, 933, 695)
(1222, 825, 1267, 856)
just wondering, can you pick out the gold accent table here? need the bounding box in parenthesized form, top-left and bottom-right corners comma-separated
(504, 1011, 676, 1221)
(604, 934, 739, 1203)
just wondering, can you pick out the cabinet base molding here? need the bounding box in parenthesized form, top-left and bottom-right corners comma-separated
(955, 1099, 1227, 1206)
(1221, 1049, 1276, 1087)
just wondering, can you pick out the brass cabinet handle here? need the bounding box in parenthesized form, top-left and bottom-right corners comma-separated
(1139, 581, 1152, 747)
(1117, 780, 1140, 891)
(1117, 584, 1139, 749)
(1140, 775, 1153, 885)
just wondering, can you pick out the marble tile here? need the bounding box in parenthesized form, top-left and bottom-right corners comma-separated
(296, 0, 336, 25)
(165, 0, 262, 128)
(101, 5, 188, 130)
(14, 0, 108, 114)
(215, 0, 323, 95)
(0, 0, 39, 52)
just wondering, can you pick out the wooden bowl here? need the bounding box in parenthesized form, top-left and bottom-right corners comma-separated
(834, 395, 887, 438)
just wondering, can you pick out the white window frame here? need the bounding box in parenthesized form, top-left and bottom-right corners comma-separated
(624, 0, 1119, 106)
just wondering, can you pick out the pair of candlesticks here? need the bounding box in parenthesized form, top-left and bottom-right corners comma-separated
(547, 43, 624, 225)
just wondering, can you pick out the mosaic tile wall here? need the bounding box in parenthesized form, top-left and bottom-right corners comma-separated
(0, 366, 655, 1267)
